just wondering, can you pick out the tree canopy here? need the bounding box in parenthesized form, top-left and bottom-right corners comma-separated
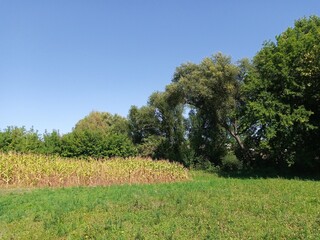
(243, 16, 320, 171)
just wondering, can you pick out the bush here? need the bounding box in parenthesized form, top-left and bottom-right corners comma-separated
(103, 134, 137, 158)
(0, 126, 42, 153)
(60, 131, 137, 159)
(221, 154, 243, 172)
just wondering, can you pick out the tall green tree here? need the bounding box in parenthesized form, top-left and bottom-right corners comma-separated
(74, 111, 129, 135)
(128, 90, 186, 163)
(148, 91, 186, 162)
(171, 53, 249, 165)
(243, 16, 320, 171)
(128, 105, 161, 145)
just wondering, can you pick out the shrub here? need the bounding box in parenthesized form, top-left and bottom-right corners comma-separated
(221, 153, 243, 172)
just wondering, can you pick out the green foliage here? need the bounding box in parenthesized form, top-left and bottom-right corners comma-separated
(128, 105, 161, 144)
(243, 16, 320, 171)
(148, 91, 186, 162)
(0, 126, 42, 153)
(41, 130, 62, 155)
(103, 134, 137, 158)
(136, 135, 165, 158)
(60, 111, 137, 158)
(61, 129, 106, 158)
(0, 112, 136, 159)
(1, 173, 320, 239)
(75, 111, 129, 135)
(170, 53, 249, 165)
(129, 53, 249, 167)
(187, 108, 227, 165)
(129, 91, 186, 163)
(221, 153, 243, 172)
(61, 130, 137, 159)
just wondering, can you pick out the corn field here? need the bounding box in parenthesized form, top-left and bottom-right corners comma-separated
(0, 152, 189, 188)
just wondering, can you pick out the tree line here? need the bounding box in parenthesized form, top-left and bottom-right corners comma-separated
(1, 16, 319, 173)
(0, 113, 137, 158)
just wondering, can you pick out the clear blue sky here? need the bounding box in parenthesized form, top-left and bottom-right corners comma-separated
(1, 1, 319, 134)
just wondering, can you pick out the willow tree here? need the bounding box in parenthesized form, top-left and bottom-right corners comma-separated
(128, 90, 186, 163)
(170, 53, 250, 164)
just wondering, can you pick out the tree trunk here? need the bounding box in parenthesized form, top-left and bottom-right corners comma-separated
(231, 131, 245, 149)
(223, 121, 245, 150)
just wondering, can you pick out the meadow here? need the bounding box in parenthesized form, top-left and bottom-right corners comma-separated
(0, 169, 320, 239)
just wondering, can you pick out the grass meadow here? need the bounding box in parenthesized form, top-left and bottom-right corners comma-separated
(0, 170, 320, 239)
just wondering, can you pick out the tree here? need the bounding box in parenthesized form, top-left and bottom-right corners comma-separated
(148, 91, 186, 162)
(0, 126, 42, 153)
(128, 105, 161, 145)
(170, 53, 249, 165)
(128, 91, 186, 163)
(61, 111, 136, 158)
(41, 130, 62, 155)
(74, 111, 129, 135)
(243, 16, 320, 171)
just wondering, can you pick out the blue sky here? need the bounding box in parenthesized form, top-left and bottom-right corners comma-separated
(1, 1, 319, 134)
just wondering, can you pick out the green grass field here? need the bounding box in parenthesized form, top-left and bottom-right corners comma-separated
(1, 171, 320, 239)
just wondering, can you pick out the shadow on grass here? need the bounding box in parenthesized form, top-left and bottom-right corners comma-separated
(215, 168, 320, 181)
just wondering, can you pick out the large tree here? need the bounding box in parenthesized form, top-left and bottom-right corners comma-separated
(170, 53, 249, 164)
(74, 111, 129, 135)
(243, 16, 320, 171)
(128, 90, 186, 163)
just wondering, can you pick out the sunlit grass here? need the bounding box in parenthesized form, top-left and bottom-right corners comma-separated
(0, 152, 188, 188)
(0, 172, 319, 239)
